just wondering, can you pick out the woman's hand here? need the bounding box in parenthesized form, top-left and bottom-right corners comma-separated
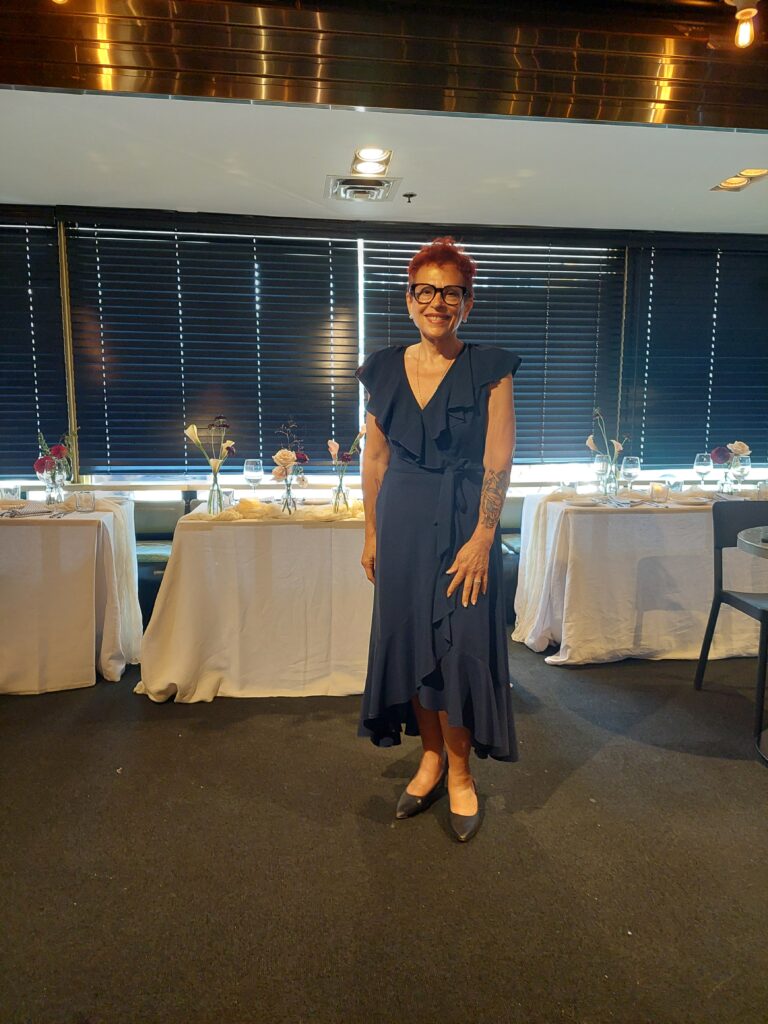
(361, 535, 376, 584)
(446, 536, 492, 607)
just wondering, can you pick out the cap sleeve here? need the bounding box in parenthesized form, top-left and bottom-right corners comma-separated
(355, 347, 392, 395)
(471, 345, 521, 389)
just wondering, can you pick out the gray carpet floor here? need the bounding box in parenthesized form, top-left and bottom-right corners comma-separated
(2, 647, 768, 1024)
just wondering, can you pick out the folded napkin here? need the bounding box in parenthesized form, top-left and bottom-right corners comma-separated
(187, 497, 365, 523)
(0, 501, 53, 518)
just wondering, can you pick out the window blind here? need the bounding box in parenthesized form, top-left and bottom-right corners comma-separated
(623, 247, 768, 467)
(362, 239, 626, 462)
(66, 227, 360, 473)
(0, 221, 67, 477)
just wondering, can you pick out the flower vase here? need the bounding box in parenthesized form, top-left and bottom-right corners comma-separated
(604, 464, 619, 496)
(38, 466, 67, 506)
(207, 473, 224, 516)
(281, 473, 297, 515)
(332, 484, 350, 514)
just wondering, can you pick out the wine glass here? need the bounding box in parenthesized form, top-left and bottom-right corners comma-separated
(693, 453, 713, 487)
(593, 454, 609, 493)
(243, 459, 264, 492)
(730, 455, 751, 487)
(620, 456, 640, 489)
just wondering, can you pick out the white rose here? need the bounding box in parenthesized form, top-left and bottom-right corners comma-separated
(586, 435, 598, 452)
(727, 441, 751, 456)
(184, 424, 201, 446)
(273, 448, 297, 468)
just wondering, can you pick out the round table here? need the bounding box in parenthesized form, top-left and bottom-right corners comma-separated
(737, 527, 768, 766)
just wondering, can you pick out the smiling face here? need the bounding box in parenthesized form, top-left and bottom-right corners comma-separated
(406, 262, 474, 344)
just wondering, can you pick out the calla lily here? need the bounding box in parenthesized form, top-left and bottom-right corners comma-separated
(209, 458, 222, 473)
(611, 439, 623, 456)
(586, 435, 598, 452)
(327, 439, 340, 461)
(185, 424, 201, 446)
(223, 439, 236, 452)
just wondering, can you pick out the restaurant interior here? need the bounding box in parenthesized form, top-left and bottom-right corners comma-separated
(1, 1, 768, 1021)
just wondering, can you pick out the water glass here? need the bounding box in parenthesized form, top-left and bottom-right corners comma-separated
(243, 459, 264, 491)
(620, 456, 640, 487)
(75, 490, 96, 512)
(693, 453, 713, 483)
(593, 454, 609, 487)
(649, 482, 669, 504)
(757, 481, 768, 500)
(730, 455, 751, 485)
(1, 485, 21, 500)
(222, 489, 235, 508)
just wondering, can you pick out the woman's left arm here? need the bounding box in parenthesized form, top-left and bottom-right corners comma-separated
(445, 375, 516, 607)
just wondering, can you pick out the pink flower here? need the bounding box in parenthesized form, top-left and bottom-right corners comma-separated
(272, 466, 287, 480)
(611, 439, 623, 456)
(34, 456, 55, 474)
(340, 452, 353, 464)
(585, 435, 599, 453)
(49, 444, 68, 460)
(711, 446, 731, 466)
(295, 451, 309, 464)
(327, 439, 340, 461)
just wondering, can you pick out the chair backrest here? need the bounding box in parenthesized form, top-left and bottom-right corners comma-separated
(712, 500, 768, 550)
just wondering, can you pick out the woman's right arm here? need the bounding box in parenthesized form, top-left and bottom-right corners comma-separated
(360, 409, 390, 583)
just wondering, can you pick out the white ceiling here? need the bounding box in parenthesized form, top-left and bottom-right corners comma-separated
(1, 88, 767, 234)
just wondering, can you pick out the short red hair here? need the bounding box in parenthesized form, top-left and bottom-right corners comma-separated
(407, 237, 477, 292)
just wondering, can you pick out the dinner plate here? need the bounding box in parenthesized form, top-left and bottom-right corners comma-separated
(301, 496, 330, 506)
(669, 495, 712, 505)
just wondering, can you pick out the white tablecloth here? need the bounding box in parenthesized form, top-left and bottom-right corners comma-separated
(0, 507, 142, 693)
(512, 495, 768, 665)
(136, 516, 373, 701)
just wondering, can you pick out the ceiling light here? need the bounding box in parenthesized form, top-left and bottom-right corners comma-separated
(739, 167, 768, 177)
(353, 160, 387, 175)
(356, 147, 390, 162)
(725, 0, 760, 48)
(722, 175, 750, 186)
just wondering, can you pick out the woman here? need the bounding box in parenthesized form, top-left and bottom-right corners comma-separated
(356, 237, 520, 843)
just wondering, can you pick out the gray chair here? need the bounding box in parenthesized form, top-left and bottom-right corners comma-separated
(694, 500, 768, 765)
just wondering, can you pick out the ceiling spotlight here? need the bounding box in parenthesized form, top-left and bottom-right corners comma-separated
(739, 167, 768, 177)
(356, 147, 391, 162)
(353, 160, 387, 175)
(725, 0, 760, 48)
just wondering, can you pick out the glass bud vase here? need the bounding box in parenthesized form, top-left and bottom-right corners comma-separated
(604, 463, 619, 496)
(281, 473, 297, 515)
(207, 472, 224, 516)
(332, 483, 350, 513)
(38, 466, 67, 506)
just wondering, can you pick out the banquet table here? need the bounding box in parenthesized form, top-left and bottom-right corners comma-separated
(0, 503, 142, 693)
(136, 513, 373, 701)
(513, 494, 768, 666)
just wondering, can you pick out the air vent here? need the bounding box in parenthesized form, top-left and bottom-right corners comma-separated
(326, 175, 401, 202)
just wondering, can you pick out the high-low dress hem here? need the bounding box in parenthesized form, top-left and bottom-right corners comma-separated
(356, 342, 521, 764)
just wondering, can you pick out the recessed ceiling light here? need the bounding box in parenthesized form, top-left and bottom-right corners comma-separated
(720, 175, 750, 187)
(356, 147, 390, 162)
(739, 168, 768, 178)
(353, 160, 387, 175)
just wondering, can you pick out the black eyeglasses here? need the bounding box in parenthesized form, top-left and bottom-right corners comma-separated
(408, 283, 468, 306)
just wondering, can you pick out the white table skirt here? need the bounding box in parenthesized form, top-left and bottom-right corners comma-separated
(0, 510, 141, 693)
(512, 495, 768, 665)
(136, 517, 373, 701)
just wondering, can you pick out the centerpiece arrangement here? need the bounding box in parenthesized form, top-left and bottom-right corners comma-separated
(586, 409, 629, 495)
(34, 430, 75, 504)
(710, 440, 751, 492)
(185, 415, 236, 515)
(328, 427, 365, 512)
(272, 420, 309, 514)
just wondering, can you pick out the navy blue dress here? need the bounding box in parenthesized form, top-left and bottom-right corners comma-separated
(356, 342, 521, 762)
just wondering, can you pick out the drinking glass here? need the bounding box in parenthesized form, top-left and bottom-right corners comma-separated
(649, 482, 669, 504)
(620, 456, 640, 488)
(693, 453, 713, 485)
(222, 489, 235, 508)
(243, 459, 264, 492)
(1, 485, 21, 500)
(75, 490, 96, 512)
(758, 481, 768, 501)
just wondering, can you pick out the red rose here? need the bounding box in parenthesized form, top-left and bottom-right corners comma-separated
(295, 451, 309, 464)
(34, 456, 55, 474)
(49, 444, 68, 459)
(710, 446, 731, 465)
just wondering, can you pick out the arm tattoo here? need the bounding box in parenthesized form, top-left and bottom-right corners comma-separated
(479, 468, 510, 529)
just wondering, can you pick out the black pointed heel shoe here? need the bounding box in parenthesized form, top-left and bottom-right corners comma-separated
(449, 780, 481, 843)
(395, 758, 447, 820)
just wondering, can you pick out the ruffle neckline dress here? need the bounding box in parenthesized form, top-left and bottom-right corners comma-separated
(356, 342, 521, 762)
